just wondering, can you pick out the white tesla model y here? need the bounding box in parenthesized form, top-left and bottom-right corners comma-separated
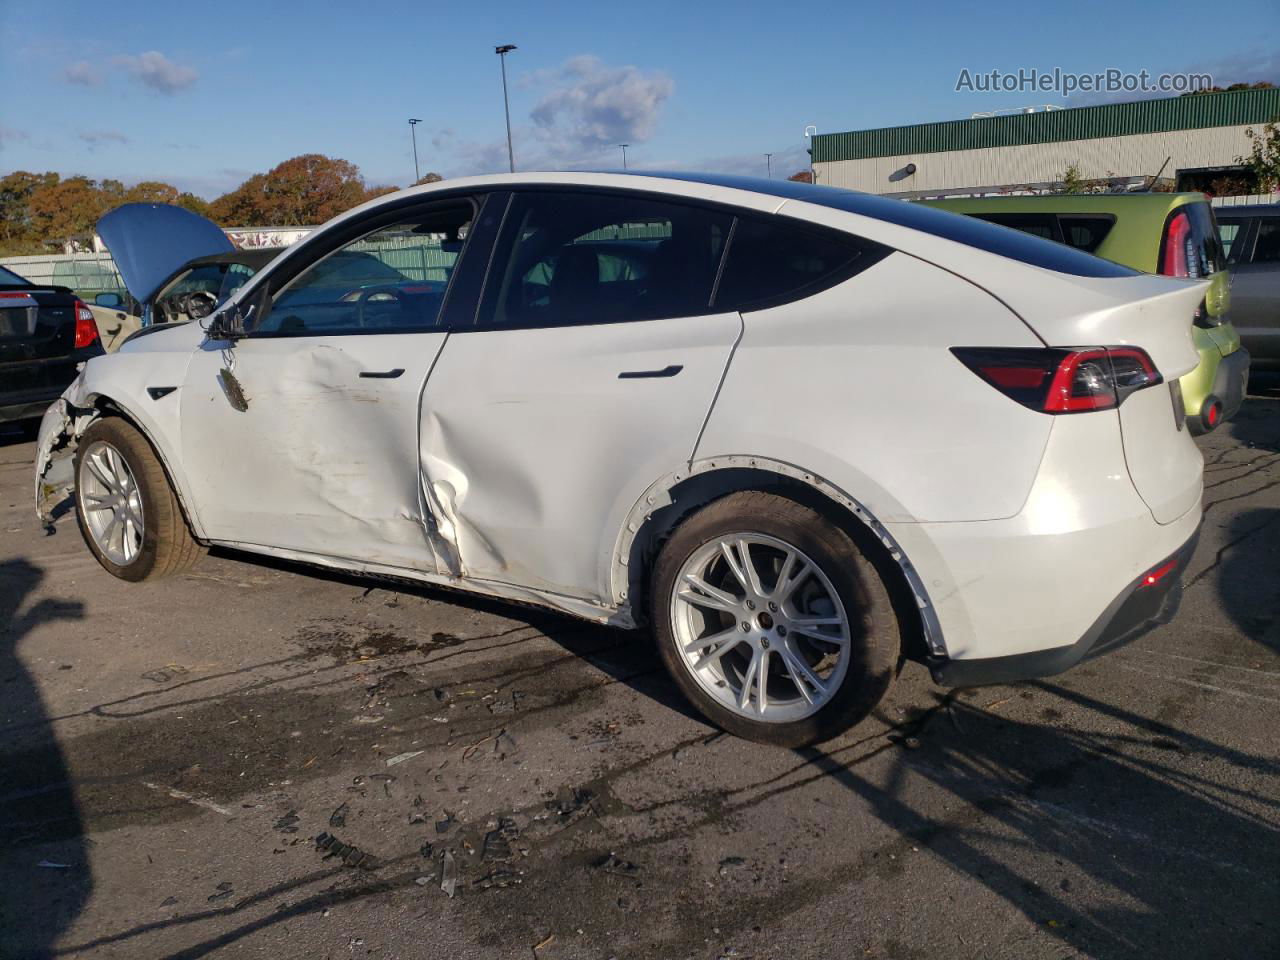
(36, 173, 1205, 745)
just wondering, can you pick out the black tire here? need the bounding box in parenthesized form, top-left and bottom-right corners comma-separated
(651, 491, 899, 747)
(73, 417, 204, 581)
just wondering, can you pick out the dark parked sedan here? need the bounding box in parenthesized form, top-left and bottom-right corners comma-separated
(0, 264, 103, 422)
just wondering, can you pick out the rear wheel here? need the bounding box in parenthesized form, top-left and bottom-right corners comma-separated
(74, 418, 203, 581)
(651, 491, 899, 747)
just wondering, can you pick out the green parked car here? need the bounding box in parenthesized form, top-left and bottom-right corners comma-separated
(921, 193, 1248, 434)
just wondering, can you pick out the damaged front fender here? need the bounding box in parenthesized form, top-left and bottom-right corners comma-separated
(35, 387, 101, 524)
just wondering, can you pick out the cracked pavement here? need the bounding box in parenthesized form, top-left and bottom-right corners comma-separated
(2, 377, 1278, 960)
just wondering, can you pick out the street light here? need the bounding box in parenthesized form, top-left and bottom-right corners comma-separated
(408, 118, 421, 183)
(764, 153, 772, 179)
(618, 144, 629, 169)
(495, 44, 517, 172)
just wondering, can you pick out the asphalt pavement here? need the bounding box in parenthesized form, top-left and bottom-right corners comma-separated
(2, 379, 1278, 960)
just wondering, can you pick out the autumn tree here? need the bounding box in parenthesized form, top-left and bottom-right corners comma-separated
(26, 177, 113, 246)
(210, 154, 392, 225)
(414, 172, 444, 185)
(0, 170, 60, 253)
(787, 170, 814, 183)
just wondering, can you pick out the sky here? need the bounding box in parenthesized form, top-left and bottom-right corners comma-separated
(2, 0, 1278, 199)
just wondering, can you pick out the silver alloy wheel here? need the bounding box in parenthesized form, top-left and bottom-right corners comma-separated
(670, 533, 852, 723)
(79, 440, 145, 566)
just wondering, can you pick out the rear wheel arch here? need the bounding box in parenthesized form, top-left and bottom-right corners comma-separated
(613, 458, 939, 664)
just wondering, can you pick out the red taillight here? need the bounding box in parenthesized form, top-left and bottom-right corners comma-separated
(1139, 557, 1178, 589)
(952, 346, 1162, 414)
(73, 299, 99, 349)
(1160, 211, 1199, 278)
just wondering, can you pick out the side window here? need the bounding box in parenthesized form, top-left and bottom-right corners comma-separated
(481, 192, 732, 328)
(1058, 216, 1114, 254)
(1218, 221, 1244, 262)
(1252, 220, 1280, 264)
(257, 201, 473, 335)
(714, 216, 886, 312)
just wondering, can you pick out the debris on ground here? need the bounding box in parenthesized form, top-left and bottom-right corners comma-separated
(482, 817, 520, 862)
(386, 750, 424, 767)
(549, 785, 596, 819)
(36, 860, 69, 869)
(414, 875, 434, 886)
(315, 832, 380, 869)
(473, 869, 523, 890)
(533, 933, 555, 953)
(435, 813, 456, 834)
(329, 802, 349, 828)
(596, 852, 641, 879)
(159, 896, 179, 907)
(207, 881, 234, 903)
(420, 841, 434, 859)
(273, 811, 301, 833)
(718, 856, 747, 877)
(440, 850, 457, 898)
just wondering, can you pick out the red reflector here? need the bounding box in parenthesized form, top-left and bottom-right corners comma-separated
(979, 366, 1047, 389)
(1205, 403, 1220, 427)
(1140, 557, 1178, 588)
(73, 299, 99, 349)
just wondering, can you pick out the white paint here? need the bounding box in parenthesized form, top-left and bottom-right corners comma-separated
(34, 171, 1205, 676)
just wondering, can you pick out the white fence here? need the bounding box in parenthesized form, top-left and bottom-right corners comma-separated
(0, 253, 125, 296)
(1212, 194, 1277, 207)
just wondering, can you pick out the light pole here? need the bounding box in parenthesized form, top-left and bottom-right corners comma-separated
(495, 44, 517, 172)
(408, 118, 421, 183)
(804, 125, 817, 183)
(618, 143, 629, 169)
(764, 153, 773, 179)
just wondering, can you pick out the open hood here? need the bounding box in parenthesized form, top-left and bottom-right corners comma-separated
(97, 203, 234, 304)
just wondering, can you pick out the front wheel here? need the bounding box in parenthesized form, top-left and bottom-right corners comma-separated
(74, 418, 204, 581)
(651, 491, 900, 747)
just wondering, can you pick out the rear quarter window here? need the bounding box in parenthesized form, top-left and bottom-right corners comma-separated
(714, 217, 889, 312)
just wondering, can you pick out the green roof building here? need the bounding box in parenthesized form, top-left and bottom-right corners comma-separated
(810, 88, 1280, 198)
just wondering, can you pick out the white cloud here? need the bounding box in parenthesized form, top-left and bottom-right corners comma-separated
(113, 51, 198, 94)
(527, 55, 674, 162)
(64, 60, 103, 87)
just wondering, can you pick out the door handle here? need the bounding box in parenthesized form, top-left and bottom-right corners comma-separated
(618, 364, 683, 379)
(359, 368, 405, 379)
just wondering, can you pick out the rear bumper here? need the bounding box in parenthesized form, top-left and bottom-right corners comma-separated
(930, 524, 1200, 687)
(0, 388, 67, 423)
(1187, 345, 1249, 435)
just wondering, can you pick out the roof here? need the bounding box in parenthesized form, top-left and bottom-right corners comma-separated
(812, 88, 1280, 163)
(1213, 204, 1280, 217)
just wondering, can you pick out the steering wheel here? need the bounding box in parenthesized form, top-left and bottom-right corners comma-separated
(184, 290, 218, 321)
(355, 285, 403, 327)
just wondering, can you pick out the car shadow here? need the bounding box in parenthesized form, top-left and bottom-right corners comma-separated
(0, 558, 90, 957)
(797, 687, 1279, 958)
(208, 546, 707, 725)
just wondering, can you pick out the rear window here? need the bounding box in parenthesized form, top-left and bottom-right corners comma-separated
(974, 213, 1059, 242)
(0, 265, 28, 285)
(714, 217, 887, 311)
(1253, 220, 1280, 264)
(1058, 216, 1114, 254)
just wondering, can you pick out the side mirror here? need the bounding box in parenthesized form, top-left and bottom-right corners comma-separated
(94, 292, 123, 308)
(206, 302, 253, 341)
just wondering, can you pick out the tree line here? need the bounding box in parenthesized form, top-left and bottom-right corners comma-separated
(0, 155, 443, 257)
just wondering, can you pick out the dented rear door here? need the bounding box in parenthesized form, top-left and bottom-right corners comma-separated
(418, 189, 742, 601)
